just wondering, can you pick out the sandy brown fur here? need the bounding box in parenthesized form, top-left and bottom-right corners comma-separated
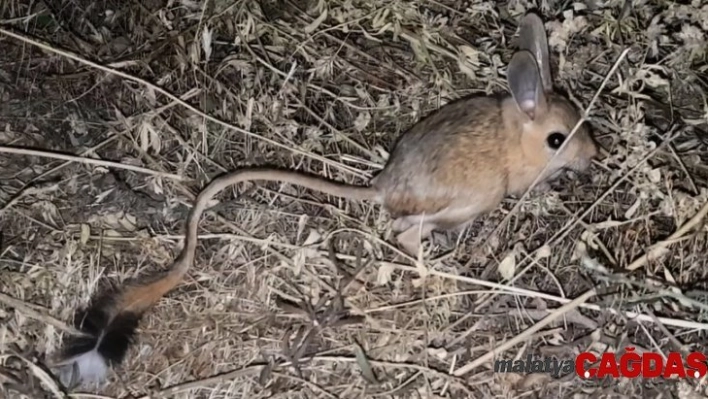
(373, 95, 508, 221)
(503, 94, 595, 195)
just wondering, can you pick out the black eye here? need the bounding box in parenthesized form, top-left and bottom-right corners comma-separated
(547, 132, 566, 149)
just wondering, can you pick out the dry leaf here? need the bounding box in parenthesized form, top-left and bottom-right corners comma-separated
(457, 58, 477, 80)
(664, 268, 693, 308)
(302, 229, 321, 246)
(31, 200, 60, 226)
(138, 120, 162, 153)
(353, 343, 378, 384)
(305, 8, 328, 33)
(624, 198, 641, 219)
(201, 26, 213, 61)
(535, 245, 551, 259)
(354, 112, 371, 132)
(296, 214, 308, 244)
(572, 241, 587, 261)
(593, 219, 624, 229)
(22, 356, 65, 398)
(91, 212, 137, 231)
(376, 264, 394, 285)
(427, 347, 449, 360)
(647, 168, 662, 183)
(498, 251, 516, 280)
(80, 224, 90, 245)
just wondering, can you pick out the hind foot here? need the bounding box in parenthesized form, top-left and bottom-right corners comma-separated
(395, 223, 435, 256)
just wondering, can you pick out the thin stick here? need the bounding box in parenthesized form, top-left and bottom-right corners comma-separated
(546, 127, 681, 248)
(419, 267, 704, 330)
(626, 199, 708, 271)
(308, 355, 470, 391)
(0, 181, 60, 216)
(59, 220, 708, 331)
(77, 225, 708, 331)
(135, 366, 263, 398)
(19, 94, 193, 185)
(320, 248, 708, 331)
(0, 292, 85, 336)
(25, 135, 118, 182)
(0, 145, 185, 181)
(452, 289, 597, 376)
(0, 27, 366, 178)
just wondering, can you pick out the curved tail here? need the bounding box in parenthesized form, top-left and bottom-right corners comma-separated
(56, 168, 375, 386)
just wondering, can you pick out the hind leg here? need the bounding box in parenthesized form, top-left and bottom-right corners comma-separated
(425, 207, 487, 249)
(391, 217, 413, 233)
(391, 211, 475, 255)
(396, 222, 436, 255)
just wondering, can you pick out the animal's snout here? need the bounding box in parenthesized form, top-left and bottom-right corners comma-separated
(573, 136, 600, 171)
(576, 157, 593, 171)
(572, 147, 596, 172)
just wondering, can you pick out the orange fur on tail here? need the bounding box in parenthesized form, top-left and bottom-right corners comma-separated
(118, 274, 183, 314)
(55, 168, 375, 387)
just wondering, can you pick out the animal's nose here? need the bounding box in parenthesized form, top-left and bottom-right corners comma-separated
(576, 157, 592, 171)
(576, 148, 596, 171)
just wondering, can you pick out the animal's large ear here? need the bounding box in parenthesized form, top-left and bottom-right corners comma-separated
(518, 12, 553, 92)
(508, 50, 547, 120)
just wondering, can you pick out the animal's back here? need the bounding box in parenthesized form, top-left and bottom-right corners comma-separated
(373, 95, 510, 219)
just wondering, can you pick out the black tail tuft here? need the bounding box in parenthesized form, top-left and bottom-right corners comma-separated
(65, 298, 142, 364)
(56, 293, 142, 387)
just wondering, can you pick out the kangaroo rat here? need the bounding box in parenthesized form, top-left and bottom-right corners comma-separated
(56, 12, 598, 385)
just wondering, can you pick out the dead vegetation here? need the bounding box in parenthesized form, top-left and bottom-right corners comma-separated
(1, 0, 708, 398)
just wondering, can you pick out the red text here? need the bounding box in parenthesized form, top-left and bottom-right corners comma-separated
(575, 348, 707, 379)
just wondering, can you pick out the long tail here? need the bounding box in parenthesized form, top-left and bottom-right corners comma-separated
(56, 168, 375, 386)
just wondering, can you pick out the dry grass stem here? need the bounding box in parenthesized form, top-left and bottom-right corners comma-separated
(0, 27, 367, 178)
(626, 199, 708, 271)
(0, 293, 84, 336)
(452, 289, 597, 376)
(0, 145, 185, 181)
